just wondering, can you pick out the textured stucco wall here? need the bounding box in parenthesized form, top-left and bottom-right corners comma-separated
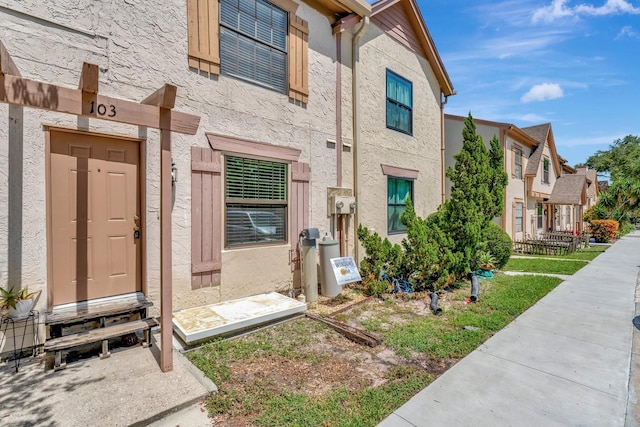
(0, 0, 350, 313)
(504, 136, 526, 240)
(443, 117, 463, 198)
(530, 143, 558, 195)
(356, 25, 443, 246)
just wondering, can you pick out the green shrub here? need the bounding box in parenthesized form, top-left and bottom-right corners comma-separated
(401, 201, 455, 291)
(478, 221, 512, 269)
(363, 278, 392, 297)
(357, 225, 404, 280)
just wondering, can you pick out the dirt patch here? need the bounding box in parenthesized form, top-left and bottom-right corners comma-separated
(204, 287, 467, 426)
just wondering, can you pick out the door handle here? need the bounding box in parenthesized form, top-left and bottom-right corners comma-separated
(133, 215, 141, 238)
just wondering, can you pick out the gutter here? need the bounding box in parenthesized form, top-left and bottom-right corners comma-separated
(352, 15, 369, 262)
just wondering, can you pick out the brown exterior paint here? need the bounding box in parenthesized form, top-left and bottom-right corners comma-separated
(290, 162, 311, 271)
(187, 0, 221, 74)
(381, 164, 419, 179)
(191, 147, 222, 288)
(372, 3, 424, 56)
(187, 0, 309, 102)
(371, 0, 454, 96)
(0, 45, 201, 372)
(0, 73, 198, 135)
(194, 134, 309, 275)
(49, 129, 142, 306)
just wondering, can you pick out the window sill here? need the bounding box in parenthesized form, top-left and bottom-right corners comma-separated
(386, 126, 413, 136)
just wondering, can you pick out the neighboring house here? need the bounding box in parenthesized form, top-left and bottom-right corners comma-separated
(355, 0, 455, 247)
(546, 174, 587, 233)
(444, 115, 538, 242)
(575, 166, 600, 210)
(0, 0, 371, 367)
(522, 123, 588, 235)
(575, 166, 600, 227)
(445, 117, 587, 241)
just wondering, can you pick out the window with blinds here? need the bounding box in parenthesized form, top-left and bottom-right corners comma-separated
(386, 69, 413, 135)
(388, 177, 413, 233)
(220, 0, 288, 93)
(514, 147, 523, 179)
(225, 156, 287, 246)
(515, 202, 523, 232)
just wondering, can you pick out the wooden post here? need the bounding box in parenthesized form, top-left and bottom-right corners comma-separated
(0, 40, 20, 76)
(159, 108, 173, 372)
(142, 84, 179, 372)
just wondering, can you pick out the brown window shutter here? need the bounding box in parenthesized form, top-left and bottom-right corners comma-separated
(290, 161, 310, 271)
(511, 148, 516, 178)
(288, 16, 309, 103)
(191, 147, 222, 288)
(187, 0, 221, 75)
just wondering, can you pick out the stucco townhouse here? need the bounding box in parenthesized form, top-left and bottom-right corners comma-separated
(1, 0, 454, 370)
(355, 0, 455, 248)
(0, 0, 371, 369)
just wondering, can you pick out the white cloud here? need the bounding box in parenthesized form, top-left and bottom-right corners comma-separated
(518, 113, 548, 122)
(521, 83, 565, 102)
(532, 0, 640, 23)
(615, 25, 640, 39)
(532, 0, 575, 23)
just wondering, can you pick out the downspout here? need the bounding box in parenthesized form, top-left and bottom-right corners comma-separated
(524, 175, 528, 237)
(336, 32, 344, 255)
(440, 93, 448, 203)
(500, 128, 507, 230)
(336, 33, 343, 188)
(352, 15, 369, 261)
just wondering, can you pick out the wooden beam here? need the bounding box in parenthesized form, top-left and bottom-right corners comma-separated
(0, 41, 20, 77)
(159, 108, 173, 372)
(0, 74, 200, 134)
(142, 84, 177, 109)
(78, 62, 99, 94)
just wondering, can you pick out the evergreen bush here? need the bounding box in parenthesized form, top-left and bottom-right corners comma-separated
(479, 221, 512, 269)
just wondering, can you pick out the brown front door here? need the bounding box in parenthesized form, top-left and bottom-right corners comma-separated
(50, 130, 141, 306)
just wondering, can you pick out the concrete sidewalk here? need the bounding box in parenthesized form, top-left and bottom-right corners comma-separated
(0, 332, 215, 426)
(380, 231, 640, 427)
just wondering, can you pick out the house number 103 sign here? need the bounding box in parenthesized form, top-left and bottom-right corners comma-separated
(89, 101, 117, 117)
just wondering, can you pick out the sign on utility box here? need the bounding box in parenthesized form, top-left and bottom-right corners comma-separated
(330, 257, 362, 287)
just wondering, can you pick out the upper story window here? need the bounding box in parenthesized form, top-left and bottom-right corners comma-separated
(220, 0, 288, 93)
(515, 202, 523, 233)
(386, 70, 413, 135)
(388, 177, 413, 233)
(187, 0, 309, 102)
(225, 156, 287, 247)
(543, 157, 550, 184)
(514, 147, 523, 179)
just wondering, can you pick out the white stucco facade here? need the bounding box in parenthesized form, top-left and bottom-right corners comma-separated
(0, 0, 364, 322)
(356, 23, 444, 246)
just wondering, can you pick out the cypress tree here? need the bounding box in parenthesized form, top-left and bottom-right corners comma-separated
(443, 113, 507, 278)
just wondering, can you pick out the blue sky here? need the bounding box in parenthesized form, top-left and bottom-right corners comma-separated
(419, 0, 640, 167)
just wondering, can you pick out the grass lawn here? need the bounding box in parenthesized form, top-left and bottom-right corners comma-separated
(502, 257, 589, 275)
(381, 275, 561, 359)
(512, 245, 609, 262)
(186, 274, 562, 426)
